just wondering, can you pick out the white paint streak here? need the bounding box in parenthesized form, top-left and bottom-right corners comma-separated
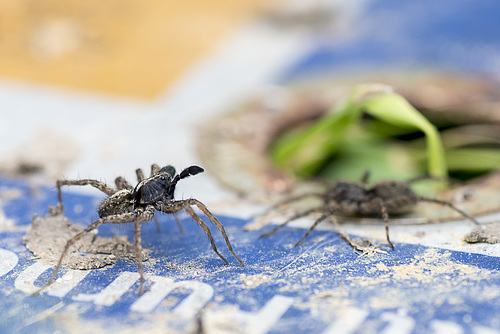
(321, 307, 369, 334)
(73, 271, 139, 306)
(0, 248, 18, 277)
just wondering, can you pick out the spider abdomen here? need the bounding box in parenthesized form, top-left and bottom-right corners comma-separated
(370, 180, 418, 215)
(98, 189, 134, 218)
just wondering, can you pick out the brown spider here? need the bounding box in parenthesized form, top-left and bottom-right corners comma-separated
(36, 164, 244, 295)
(259, 172, 480, 250)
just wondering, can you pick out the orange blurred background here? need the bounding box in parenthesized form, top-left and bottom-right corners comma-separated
(0, 0, 267, 99)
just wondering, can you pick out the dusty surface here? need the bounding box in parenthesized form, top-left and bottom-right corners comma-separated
(24, 206, 148, 269)
(202, 247, 500, 333)
(464, 222, 500, 244)
(0, 186, 21, 231)
(0, 130, 81, 180)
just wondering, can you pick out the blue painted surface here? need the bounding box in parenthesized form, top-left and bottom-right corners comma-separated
(280, 0, 500, 82)
(0, 176, 499, 333)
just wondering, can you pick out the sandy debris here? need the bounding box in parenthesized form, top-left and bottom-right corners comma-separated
(24, 205, 148, 270)
(464, 222, 500, 244)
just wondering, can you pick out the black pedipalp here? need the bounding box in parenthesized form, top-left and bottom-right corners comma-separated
(179, 166, 204, 179)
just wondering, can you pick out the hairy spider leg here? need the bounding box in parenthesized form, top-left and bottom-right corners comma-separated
(374, 198, 395, 250)
(136, 165, 162, 291)
(150, 164, 160, 176)
(183, 205, 229, 265)
(156, 199, 244, 266)
(33, 206, 155, 295)
(259, 206, 330, 239)
(136, 168, 145, 182)
(187, 198, 244, 266)
(294, 213, 330, 247)
(115, 176, 133, 190)
(417, 196, 480, 225)
(56, 179, 116, 211)
(326, 216, 387, 256)
(406, 174, 441, 184)
(134, 221, 145, 295)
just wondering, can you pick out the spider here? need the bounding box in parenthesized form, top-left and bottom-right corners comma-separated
(259, 172, 480, 250)
(36, 164, 244, 295)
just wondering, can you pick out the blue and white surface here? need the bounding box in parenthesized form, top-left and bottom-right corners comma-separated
(0, 177, 499, 333)
(1, 0, 500, 333)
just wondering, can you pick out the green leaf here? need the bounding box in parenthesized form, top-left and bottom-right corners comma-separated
(270, 84, 448, 186)
(360, 93, 447, 183)
(445, 148, 500, 172)
(271, 93, 362, 176)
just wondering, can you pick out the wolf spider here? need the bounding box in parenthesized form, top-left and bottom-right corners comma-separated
(36, 164, 244, 295)
(260, 172, 480, 251)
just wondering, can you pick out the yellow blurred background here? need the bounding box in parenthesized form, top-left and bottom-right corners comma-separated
(0, 0, 266, 99)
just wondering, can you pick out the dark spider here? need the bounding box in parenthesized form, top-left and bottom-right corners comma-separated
(36, 164, 244, 295)
(259, 172, 480, 250)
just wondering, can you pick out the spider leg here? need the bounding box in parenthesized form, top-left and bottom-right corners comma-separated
(33, 214, 124, 295)
(115, 176, 133, 190)
(259, 192, 324, 217)
(406, 175, 440, 184)
(150, 164, 160, 176)
(259, 206, 327, 239)
(156, 199, 243, 266)
(327, 217, 388, 256)
(417, 196, 480, 225)
(294, 214, 329, 247)
(33, 207, 154, 296)
(151, 212, 183, 233)
(186, 199, 244, 266)
(56, 179, 116, 211)
(134, 221, 145, 295)
(182, 204, 230, 265)
(173, 213, 184, 233)
(136, 168, 145, 182)
(360, 170, 371, 184)
(153, 215, 162, 232)
(374, 198, 395, 250)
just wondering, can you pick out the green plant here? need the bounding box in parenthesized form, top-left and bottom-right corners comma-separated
(271, 84, 447, 186)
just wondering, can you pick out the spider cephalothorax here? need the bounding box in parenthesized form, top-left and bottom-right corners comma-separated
(260, 172, 480, 250)
(134, 165, 203, 206)
(36, 164, 243, 295)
